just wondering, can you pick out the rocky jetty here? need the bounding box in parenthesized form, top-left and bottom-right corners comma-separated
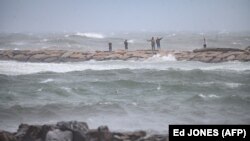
(0, 121, 168, 141)
(0, 47, 249, 63)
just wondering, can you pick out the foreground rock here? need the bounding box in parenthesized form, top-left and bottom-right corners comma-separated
(0, 48, 249, 63)
(0, 121, 168, 141)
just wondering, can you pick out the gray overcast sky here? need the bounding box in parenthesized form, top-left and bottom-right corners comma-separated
(0, 0, 250, 33)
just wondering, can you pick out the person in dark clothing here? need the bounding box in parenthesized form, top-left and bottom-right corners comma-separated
(147, 37, 155, 51)
(108, 42, 112, 52)
(203, 37, 207, 48)
(124, 40, 128, 51)
(156, 37, 163, 49)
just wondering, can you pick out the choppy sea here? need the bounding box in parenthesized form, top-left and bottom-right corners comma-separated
(0, 32, 250, 132)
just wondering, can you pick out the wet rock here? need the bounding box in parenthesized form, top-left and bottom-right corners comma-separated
(210, 57, 222, 63)
(15, 124, 29, 141)
(92, 54, 106, 61)
(44, 57, 58, 62)
(97, 126, 112, 141)
(86, 129, 99, 141)
(226, 55, 236, 61)
(87, 126, 112, 141)
(29, 54, 50, 62)
(0, 49, 250, 63)
(139, 134, 168, 141)
(13, 54, 30, 61)
(235, 52, 250, 61)
(193, 48, 244, 53)
(0, 130, 16, 141)
(0, 121, 171, 141)
(69, 53, 87, 59)
(199, 56, 214, 63)
(18, 125, 43, 141)
(105, 54, 123, 60)
(113, 131, 146, 141)
(56, 121, 89, 141)
(61, 51, 74, 58)
(4, 50, 14, 58)
(46, 129, 73, 141)
(120, 54, 130, 60)
(15, 123, 56, 141)
(0, 54, 9, 60)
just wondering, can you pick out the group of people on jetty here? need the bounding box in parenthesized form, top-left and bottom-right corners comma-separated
(108, 36, 207, 52)
(108, 37, 164, 52)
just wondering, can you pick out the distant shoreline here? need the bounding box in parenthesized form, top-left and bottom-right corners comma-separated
(0, 48, 249, 63)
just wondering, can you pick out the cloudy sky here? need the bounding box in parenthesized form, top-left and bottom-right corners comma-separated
(0, 0, 250, 33)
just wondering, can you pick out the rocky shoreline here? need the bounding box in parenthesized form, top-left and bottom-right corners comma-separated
(0, 47, 250, 63)
(0, 121, 168, 141)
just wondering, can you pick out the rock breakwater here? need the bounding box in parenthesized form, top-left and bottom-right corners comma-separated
(0, 48, 249, 63)
(0, 121, 168, 141)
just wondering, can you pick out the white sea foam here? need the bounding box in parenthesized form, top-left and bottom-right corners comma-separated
(75, 32, 104, 39)
(232, 42, 241, 45)
(0, 60, 249, 76)
(11, 42, 26, 46)
(224, 82, 242, 88)
(198, 94, 220, 99)
(40, 78, 54, 83)
(128, 40, 135, 43)
(197, 82, 242, 88)
(146, 54, 176, 62)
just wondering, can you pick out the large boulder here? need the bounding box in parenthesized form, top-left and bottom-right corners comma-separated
(13, 54, 30, 61)
(113, 131, 146, 141)
(43, 57, 59, 62)
(56, 121, 89, 141)
(28, 54, 50, 62)
(0, 130, 16, 141)
(87, 126, 112, 141)
(17, 125, 43, 141)
(61, 51, 74, 58)
(69, 53, 87, 59)
(46, 129, 73, 141)
(15, 124, 56, 141)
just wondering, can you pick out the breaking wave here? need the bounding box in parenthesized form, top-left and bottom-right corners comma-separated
(75, 32, 104, 39)
(0, 59, 250, 76)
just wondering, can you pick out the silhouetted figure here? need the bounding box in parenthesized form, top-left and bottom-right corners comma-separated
(203, 37, 207, 48)
(108, 42, 112, 52)
(147, 37, 155, 51)
(124, 40, 128, 51)
(156, 37, 163, 49)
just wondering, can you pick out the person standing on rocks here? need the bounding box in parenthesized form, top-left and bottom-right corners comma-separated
(203, 36, 207, 48)
(124, 40, 128, 51)
(147, 37, 156, 52)
(156, 37, 163, 50)
(108, 42, 112, 52)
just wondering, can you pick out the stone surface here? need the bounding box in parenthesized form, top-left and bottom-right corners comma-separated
(139, 134, 168, 141)
(113, 131, 146, 141)
(193, 48, 244, 53)
(0, 121, 169, 141)
(46, 129, 73, 141)
(13, 54, 30, 61)
(57, 121, 89, 141)
(0, 130, 16, 141)
(0, 48, 249, 63)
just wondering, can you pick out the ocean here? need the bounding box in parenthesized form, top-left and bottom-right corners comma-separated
(0, 32, 250, 133)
